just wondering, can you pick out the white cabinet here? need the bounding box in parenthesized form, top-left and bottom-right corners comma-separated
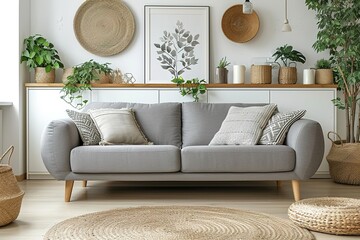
(27, 88, 72, 178)
(92, 89, 158, 103)
(26, 86, 336, 179)
(159, 90, 207, 103)
(270, 90, 337, 176)
(208, 90, 269, 103)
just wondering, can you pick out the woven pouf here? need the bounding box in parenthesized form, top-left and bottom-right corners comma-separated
(288, 197, 360, 235)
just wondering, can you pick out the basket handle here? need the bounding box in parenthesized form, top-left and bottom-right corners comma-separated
(327, 131, 343, 147)
(0, 145, 14, 165)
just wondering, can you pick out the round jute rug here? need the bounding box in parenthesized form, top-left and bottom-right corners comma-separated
(44, 206, 314, 240)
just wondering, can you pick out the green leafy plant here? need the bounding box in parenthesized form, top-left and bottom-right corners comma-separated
(171, 77, 207, 102)
(154, 21, 200, 79)
(20, 34, 64, 72)
(60, 60, 112, 109)
(217, 57, 231, 68)
(315, 59, 332, 69)
(306, 0, 360, 143)
(272, 44, 306, 67)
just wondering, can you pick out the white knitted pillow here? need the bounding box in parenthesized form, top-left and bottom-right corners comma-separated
(89, 108, 151, 145)
(209, 104, 277, 145)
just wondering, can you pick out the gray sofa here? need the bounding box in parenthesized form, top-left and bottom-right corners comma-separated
(41, 102, 324, 202)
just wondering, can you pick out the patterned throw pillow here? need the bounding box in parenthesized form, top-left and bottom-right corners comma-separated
(259, 110, 306, 145)
(209, 104, 277, 145)
(66, 109, 101, 145)
(89, 108, 152, 145)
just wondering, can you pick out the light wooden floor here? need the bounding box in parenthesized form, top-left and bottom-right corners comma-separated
(1, 179, 359, 240)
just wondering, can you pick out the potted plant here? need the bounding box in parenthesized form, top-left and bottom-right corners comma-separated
(171, 77, 207, 102)
(272, 44, 306, 84)
(215, 57, 230, 84)
(20, 34, 64, 83)
(315, 59, 333, 84)
(60, 59, 112, 109)
(306, 0, 360, 185)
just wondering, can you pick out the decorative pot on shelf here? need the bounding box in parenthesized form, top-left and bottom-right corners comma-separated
(62, 68, 74, 84)
(250, 65, 272, 84)
(214, 68, 228, 84)
(35, 67, 55, 83)
(278, 66, 297, 84)
(316, 69, 333, 84)
(92, 72, 112, 84)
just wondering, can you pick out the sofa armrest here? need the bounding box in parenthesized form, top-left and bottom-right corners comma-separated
(285, 119, 324, 179)
(41, 119, 81, 180)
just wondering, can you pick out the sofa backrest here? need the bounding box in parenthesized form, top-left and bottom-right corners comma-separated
(182, 102, 265, 147)
(84, 102, 182, 148)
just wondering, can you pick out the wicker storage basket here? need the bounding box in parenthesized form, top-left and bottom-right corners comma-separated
(288, 197, 360, 235)
(326, 132, 360, 185)
(278, 67, 297, 84)
(250, 65, 272, 84)
(0, 146, 25, 227)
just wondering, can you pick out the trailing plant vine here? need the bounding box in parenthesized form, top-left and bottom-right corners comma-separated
(171, 77, 207, 102)
(60, 60, 112, 109)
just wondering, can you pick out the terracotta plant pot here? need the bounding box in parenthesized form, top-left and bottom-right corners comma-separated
(214, 68, 228, 84)
(278, 67, 297, 84)
(316, 69, 333, 84)
(35, 67, 55, 83)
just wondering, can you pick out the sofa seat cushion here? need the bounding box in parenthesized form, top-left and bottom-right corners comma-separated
(70, 145, 180, 173)
(181, 146, 295, 173)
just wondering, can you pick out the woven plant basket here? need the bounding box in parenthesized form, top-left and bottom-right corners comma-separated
(250, 65, 272, 84)
(278, 67, 297, 84)
(288, 197, 360, 235)
(35, 67, 55, 83)
(0, 146, 25, 227)
(326, 132, 360, 185)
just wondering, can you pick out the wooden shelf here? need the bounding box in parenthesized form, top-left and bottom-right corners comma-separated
(0, 102, 13, 106)
(25, 83, 338, 89)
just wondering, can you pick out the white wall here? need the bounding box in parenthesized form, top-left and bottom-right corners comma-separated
(5, 0, 340, 176)
(0, 0, 29, 176)
(29, 0, 329, 83)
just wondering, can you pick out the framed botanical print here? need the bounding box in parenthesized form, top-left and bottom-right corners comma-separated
(144, 6, 210, 83)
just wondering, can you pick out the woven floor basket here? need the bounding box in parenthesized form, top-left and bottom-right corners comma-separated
(288, 197, 360, 235)
(0, 146, 25, 227)
(326, 132, 360, 185)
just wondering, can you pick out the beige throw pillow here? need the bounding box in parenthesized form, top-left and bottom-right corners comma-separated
(89, 108, 151, 145)
(209, 104, 277, 145)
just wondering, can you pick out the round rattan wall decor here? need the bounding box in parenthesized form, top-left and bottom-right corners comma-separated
(222, 4, 260, 43)
(74, 0, 135, 56)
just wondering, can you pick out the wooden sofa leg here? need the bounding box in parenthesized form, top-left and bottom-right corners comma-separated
(276, 181, 282, 189)
(82, 180, 87, 188)
(291, 180, 301, 202)
(65, 180, 74, 202)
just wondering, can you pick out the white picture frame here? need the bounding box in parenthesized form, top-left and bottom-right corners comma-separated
(145, 6, 210, 84)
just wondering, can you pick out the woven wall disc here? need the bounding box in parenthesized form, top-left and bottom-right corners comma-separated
(222, 4, 260, 43)
(74, 0, 135, 56)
